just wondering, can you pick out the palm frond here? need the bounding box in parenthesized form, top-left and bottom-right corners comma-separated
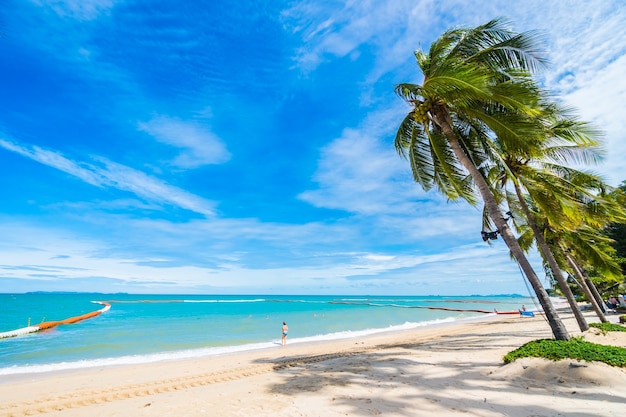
(454, 17, 548, 74)
(565, 227, 623, 280)
(394, 83, 425, 102)
(425, 128, 478, 204)
(395, 113, 435, 189)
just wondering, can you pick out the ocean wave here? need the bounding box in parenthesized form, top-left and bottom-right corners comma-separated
(181, 299, 266, 303)
(0, 342, 275, 376)
(0, 316, 473, 376)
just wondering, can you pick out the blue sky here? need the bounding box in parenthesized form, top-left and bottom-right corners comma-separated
(1, 0, 625, 295)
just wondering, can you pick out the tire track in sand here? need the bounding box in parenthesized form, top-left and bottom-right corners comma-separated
(0, 352, 358, 417)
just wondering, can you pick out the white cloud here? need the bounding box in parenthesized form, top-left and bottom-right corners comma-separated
(520, 4, 626, 187)
(30, 0, 120, 21)
(298, 128, 411, 215)
(0, 138, 110, 187)
(558, 55, 626, 186)
(284, 0, 435, 75)
(4, 0, 622, 296)
(0, 219, 533, 295)
(94, 158, 217, 216)
(297, 124, 480, 241)
(0, 137, 216, 217)
(138, 115, 231, 168)
(297, 101, 484, 245)
(298, 102, 422, 215)
(285, 0, 626, 187)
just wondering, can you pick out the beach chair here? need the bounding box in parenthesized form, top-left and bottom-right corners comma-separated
(604, 301, 617, 314)
(519, 310, 535, 318)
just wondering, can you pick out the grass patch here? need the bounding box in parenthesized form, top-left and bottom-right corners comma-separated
(503, 337, 626, 367)
(589, 322, 626, 332)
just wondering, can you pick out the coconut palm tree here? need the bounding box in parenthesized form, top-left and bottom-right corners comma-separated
(521, 183, 626, 322)
(513, 198, 609, 323)
(394, 18, 570, 339)
(560, 181, 626, 311)
(508, 177, 591, 330)
(557, 226, 620, 321)
(484, 104, 604, 331)
(605, 182, 626, 277)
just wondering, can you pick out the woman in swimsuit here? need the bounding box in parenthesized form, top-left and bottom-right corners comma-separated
(281, 322, 288, 347)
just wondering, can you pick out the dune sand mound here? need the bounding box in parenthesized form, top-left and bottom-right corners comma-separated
(493, 357, 626, 388)
(583, 326, 626, 347)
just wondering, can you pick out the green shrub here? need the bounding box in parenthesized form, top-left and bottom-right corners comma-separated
(589, 322, 626, 332)
(503, 337, 626, 367)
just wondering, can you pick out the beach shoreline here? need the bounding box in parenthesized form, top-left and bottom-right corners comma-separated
(2, 310, 625, 417)
(0, 293, 538, 374)
(0, 312, 498, 381)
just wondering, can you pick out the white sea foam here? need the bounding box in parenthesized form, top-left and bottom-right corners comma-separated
(291, 317, 458, 344)
(0, 341, 277, 376)
(182, 299, 266, 303)
(0, 316, 466, 376)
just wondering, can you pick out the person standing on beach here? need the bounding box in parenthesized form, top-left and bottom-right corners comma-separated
(281, 322, 288, 347)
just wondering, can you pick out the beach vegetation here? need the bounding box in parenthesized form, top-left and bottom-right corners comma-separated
(589, 321, 626, 333)
(394, 18, 572, 339)
(503, 337, 626, 367)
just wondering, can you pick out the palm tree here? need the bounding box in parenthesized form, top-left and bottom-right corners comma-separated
(558, 227, 620, 321)
(605, 182, 626, 278)
(524, 183, 626, 322)
(559, 181, 626, 316)
(486, 104, 605, 331)
(509, 178, 590, 331)
(394, 18, 570, 339)
(515, 200, 609, 323)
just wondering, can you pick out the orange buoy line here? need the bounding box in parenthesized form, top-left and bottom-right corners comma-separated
(329, 300, 521, 315)
(101, 299, 185, 303)
(0, 301, 111, 339)
(422, 306, 520, 314)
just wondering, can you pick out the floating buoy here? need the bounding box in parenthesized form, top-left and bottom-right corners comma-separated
(0, 301, 110, 339)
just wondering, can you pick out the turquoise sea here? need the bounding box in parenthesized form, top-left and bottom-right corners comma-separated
(0, 293, 536, 375)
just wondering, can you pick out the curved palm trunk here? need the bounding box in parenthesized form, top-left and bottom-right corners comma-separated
(563, 252, 608, 323)
(585, 277, 608, 315)
(433, 110, 570, 340)
(512, 183, 589, 331)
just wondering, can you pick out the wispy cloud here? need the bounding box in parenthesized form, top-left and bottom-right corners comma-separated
(30, 0, 120, 21)
(0, 137, 216, 217)
(299, 129, 408, 215)
(297, 103, 482, 245)
(138, 115, 231, 168)
(283, 0, 434, 76)
(284, 0, 626, 188)
(2, 0, 623, 295)
(299, 104, 415, 214)
(0, 218, 536, 294)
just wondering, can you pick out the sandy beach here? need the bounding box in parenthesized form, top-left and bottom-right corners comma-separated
(2, 310, 625, 417)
